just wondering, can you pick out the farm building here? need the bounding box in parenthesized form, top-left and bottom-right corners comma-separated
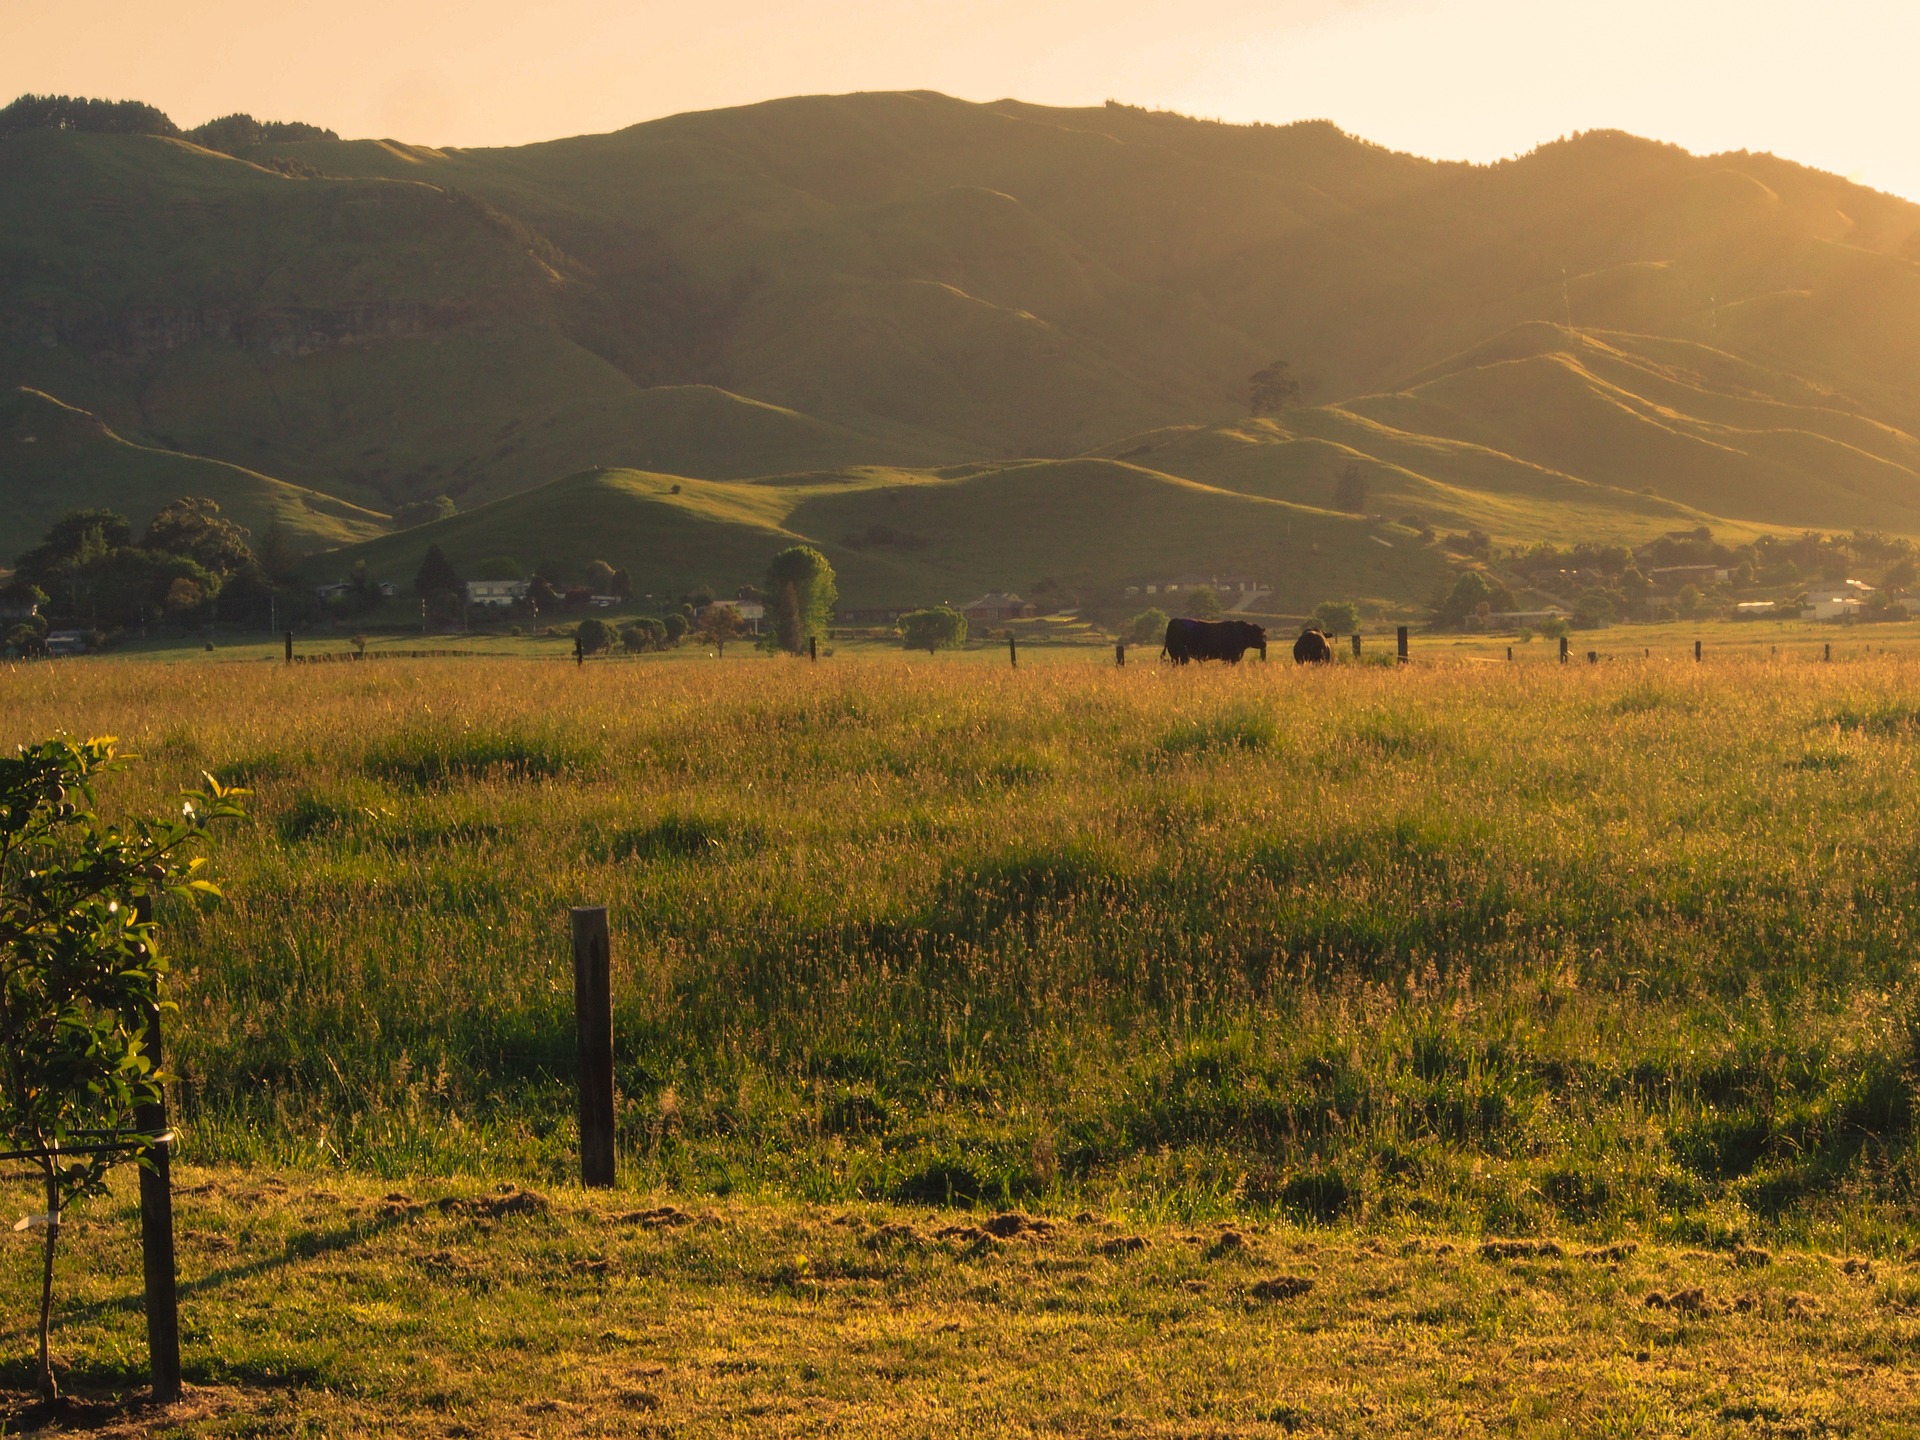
(466, 580, 529, 608)
(961, 593, 1036, 623)
(1806, 581, 1872, 620)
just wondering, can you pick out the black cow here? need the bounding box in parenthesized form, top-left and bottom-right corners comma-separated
(1162, 617, 1267, 664)
(1292, 627, 1333, 664)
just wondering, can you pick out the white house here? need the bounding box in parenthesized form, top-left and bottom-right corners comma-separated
(466, 579, 529, 609)
(1807, 580, 1873, 621)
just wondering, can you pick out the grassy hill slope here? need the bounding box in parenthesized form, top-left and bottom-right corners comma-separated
(1, 386, 388, 557)
(10, 93, 1920, 574)
(1119, 324, 1920, 539)
(317, 458, 1456, 615)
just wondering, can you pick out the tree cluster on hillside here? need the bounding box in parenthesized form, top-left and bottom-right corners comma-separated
(1246, 359, 1300, 416)
(0, 94, 178, 139)
(11, 499, 269, 635)
(185, 113, 338, 152)
(0, 95, 337, 153)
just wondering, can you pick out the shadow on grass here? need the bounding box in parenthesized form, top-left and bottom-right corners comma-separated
(0, 1210, 416, 1424)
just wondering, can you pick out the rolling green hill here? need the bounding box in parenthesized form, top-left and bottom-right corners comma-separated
(1109, 325, 1920, 541)
(1, 386, 388, 555)
(9, 90, 1920, 594)
(317, 458, 1455, 616)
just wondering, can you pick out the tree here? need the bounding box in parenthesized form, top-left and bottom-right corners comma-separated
(527, 575, 560, 614)
(765, 546, 838, 654)
(663, 612, 689, 646)
(141, 497, 254, 578)
(584, 560, 617, 594)
(413, 544, 463, 601)
(1334, 464, 1369, 514)
(1, 738, 243, 1396)
(899, 607, 968, 653)
(473, 556, 523, 581)
(1247, 359, 1301, 416)
(1432, 571, 1514, 628)
(696, 604, 744, 655)
(1313, 599, 1362, 635)
(1185, 586, 1223, 620)
(1125, 608, 1169, 645)
(13, 510, 130, 590)
(575, 618, 615, 655)
(1573, 591, 1617, 629)
(610, 569, 634, 601)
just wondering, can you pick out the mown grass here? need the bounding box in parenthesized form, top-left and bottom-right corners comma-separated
(3, 655, 1919, 1257)
(4, 1166, 1917, 1437)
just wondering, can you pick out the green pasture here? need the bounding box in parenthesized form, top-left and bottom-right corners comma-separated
(1, 653, 1917, 1257)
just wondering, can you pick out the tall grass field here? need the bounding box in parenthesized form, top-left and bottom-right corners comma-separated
(5, 654, 1918, 1254)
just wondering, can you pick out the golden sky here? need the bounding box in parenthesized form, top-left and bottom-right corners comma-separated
(6, 0, 1917, 198)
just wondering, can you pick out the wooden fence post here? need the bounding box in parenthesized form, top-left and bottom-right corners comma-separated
(1115, 641, 1125, 667)
(283, 631, 293, 665)
(132, 897, 181, 1402)
(809, 636, 817, 662)
(1825, 642, 1831, 662)
(1008, 634, 1017, 668)
(1695, 639, 1702, 662)
(1351, 634, 1362, 659)
(1396, 626, 1409, 664)
(1506, 646, 1513, 662)
(1559, 636, 1570, 664)
(571, 907, 615, 1188)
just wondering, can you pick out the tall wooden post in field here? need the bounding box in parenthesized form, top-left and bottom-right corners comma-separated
(1351, 634, 1361, 659)
(1695, 639, 1702, 662)
(1008, 634, 1017, 668)
(571, 907, 615, 1188)
(283, 631, 293, 664)
(1115, 642, 1125, 666)
(1396, 626, 1408, 664)
(132, 897, 181, 1402)
(1559, 636, 1570, 664)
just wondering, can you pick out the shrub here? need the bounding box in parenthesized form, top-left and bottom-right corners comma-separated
(1313, 599, 1362, 635)
(663, 613, 688, 645)
(621, 618, 666, 653)
(899, 607, 968, 653)
(576, 618, 614, 655)
(1125, 608, 1169, 645)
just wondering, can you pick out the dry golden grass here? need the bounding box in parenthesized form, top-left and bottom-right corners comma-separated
(2, 1165, 1917, 1438)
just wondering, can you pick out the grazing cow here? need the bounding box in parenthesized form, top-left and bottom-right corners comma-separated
(1292, 627, 1333, 664)
(1162, 617, 1268, 664)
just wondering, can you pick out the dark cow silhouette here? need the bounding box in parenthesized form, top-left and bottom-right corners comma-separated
(1162, 617, 1267, 664)
(1293, 627, 1333, 664)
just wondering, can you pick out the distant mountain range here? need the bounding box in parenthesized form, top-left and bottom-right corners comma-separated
(6, 90, 1920, 610)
